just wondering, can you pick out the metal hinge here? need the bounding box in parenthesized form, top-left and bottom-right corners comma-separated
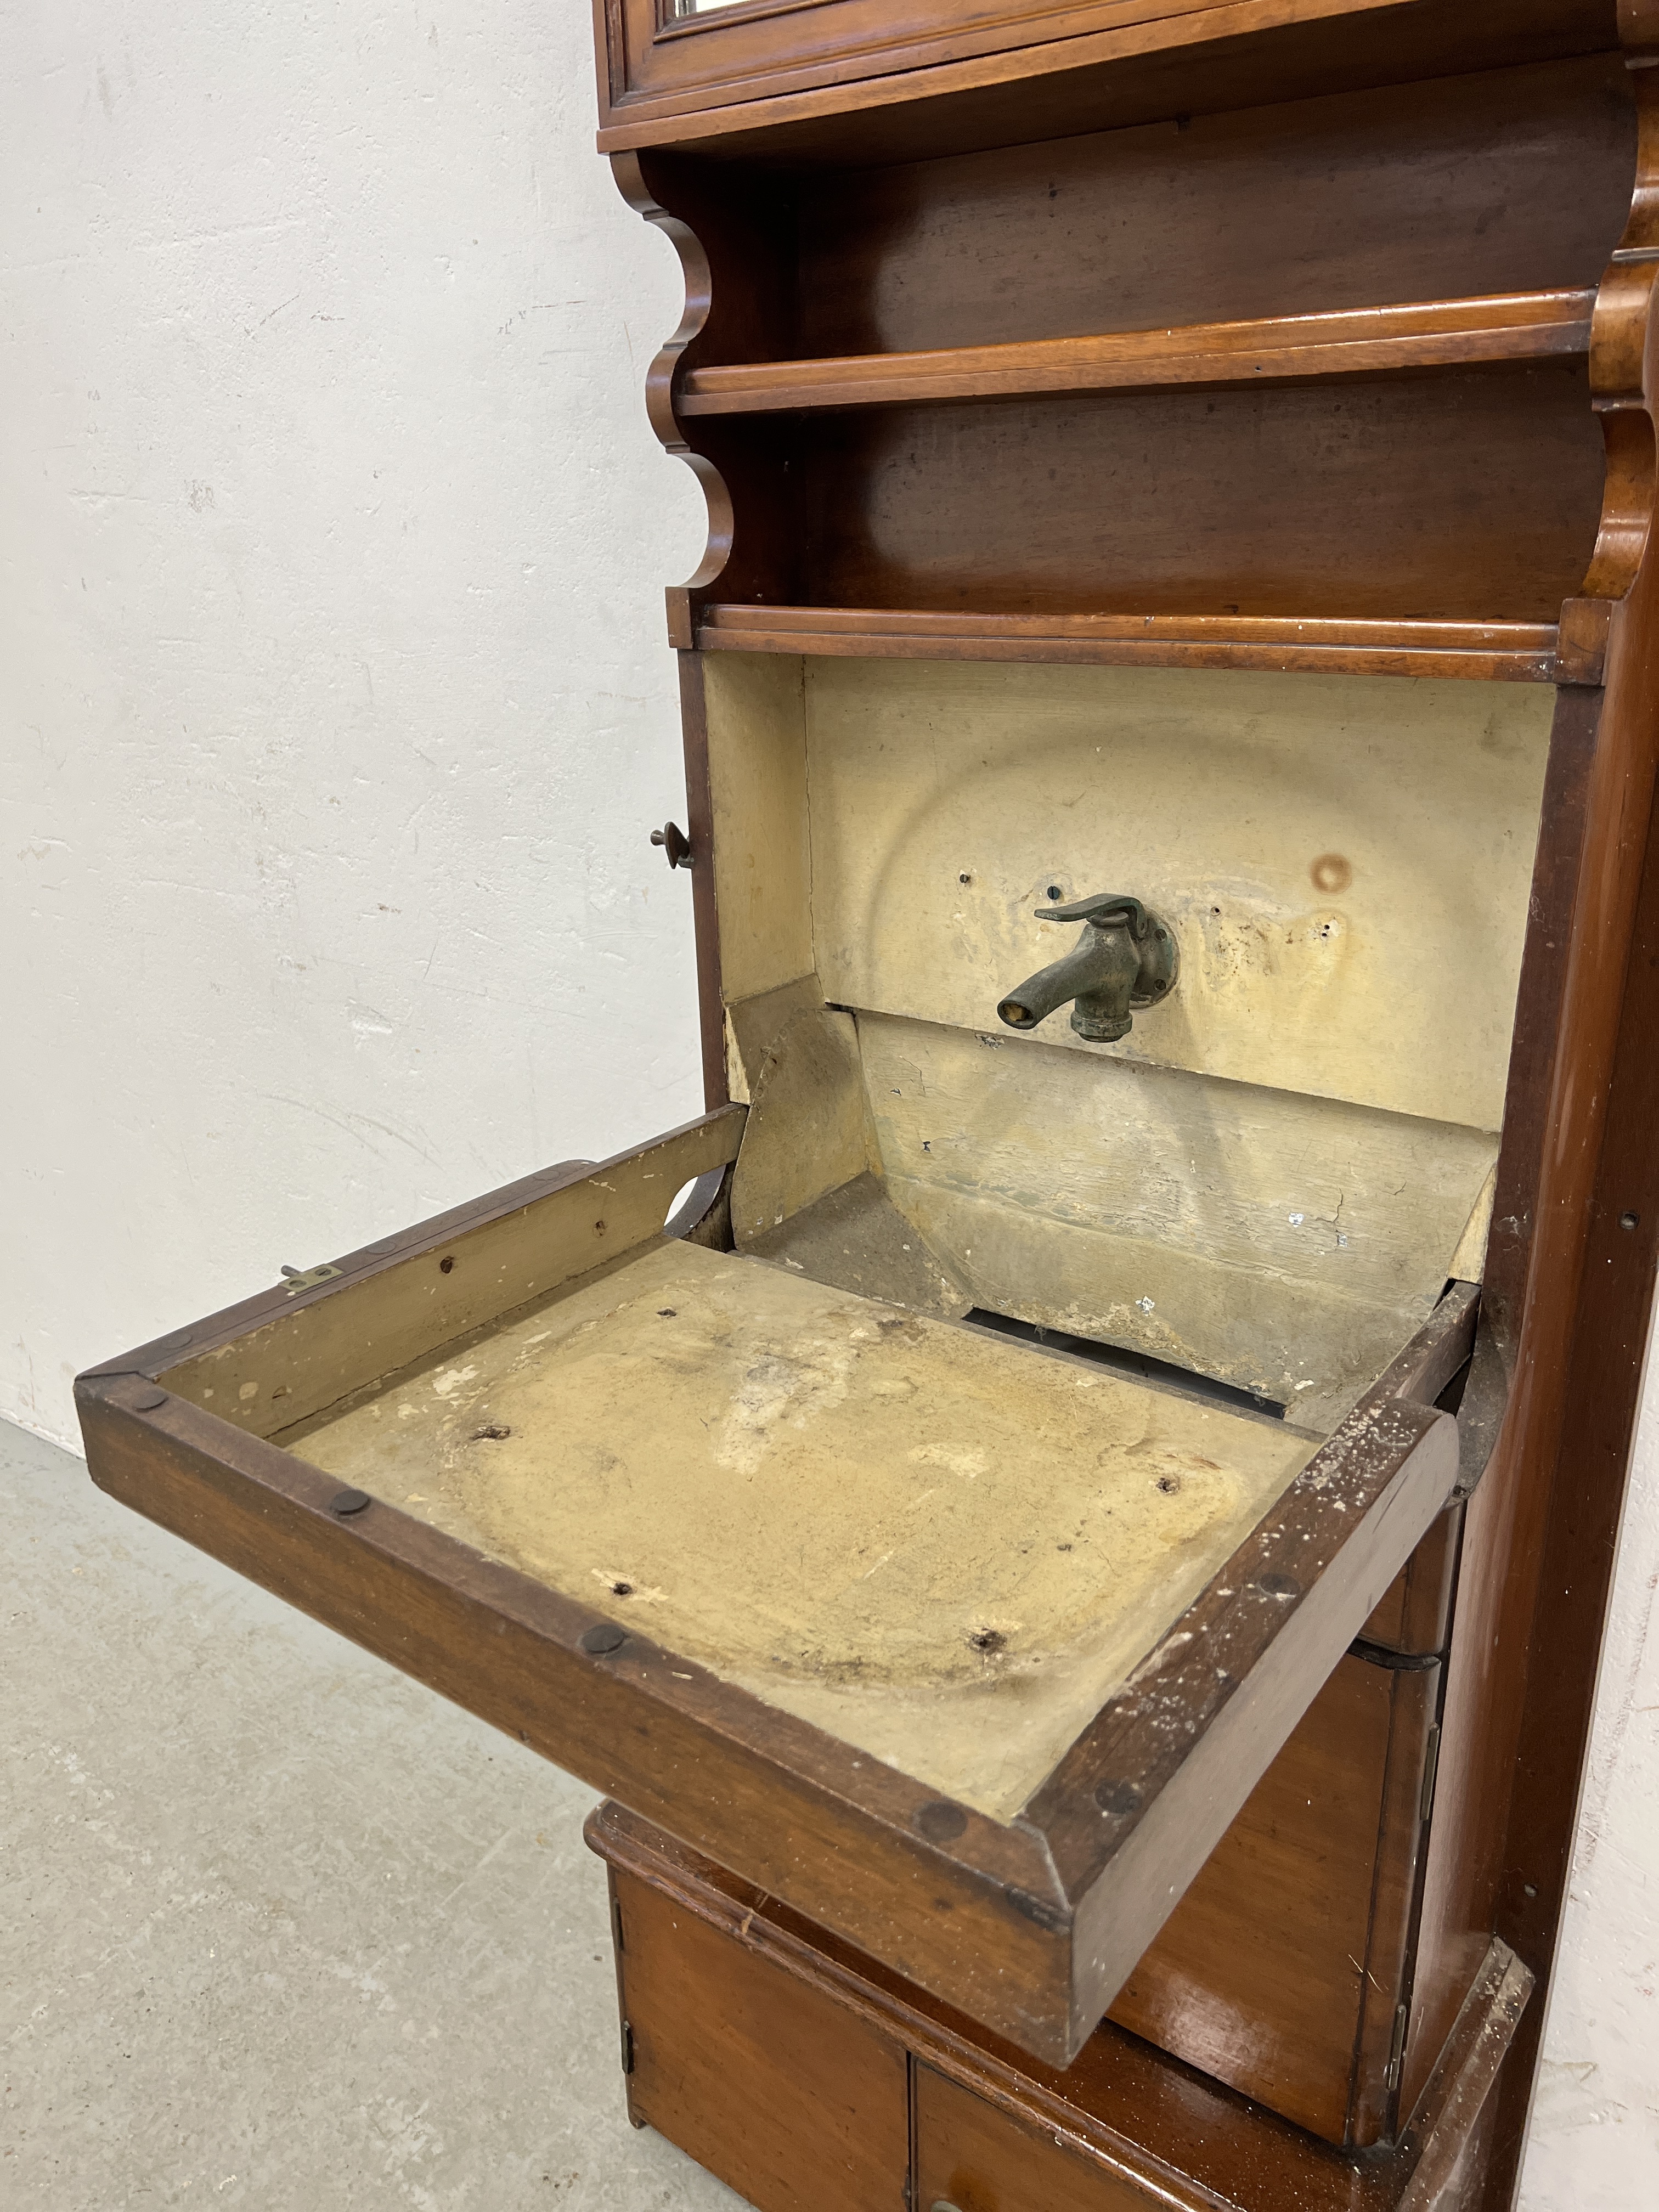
(1420, 1723, 1442, 1826)
(280, 1262, 342, 1296)
(620, 2019, 635, 2076)
(1386, 2003, 1409, 2093)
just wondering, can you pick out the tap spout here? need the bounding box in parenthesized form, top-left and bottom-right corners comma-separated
(997, 893, 1178, 1044)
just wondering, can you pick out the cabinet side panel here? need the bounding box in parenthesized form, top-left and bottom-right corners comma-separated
(703, 652, 814, 1003)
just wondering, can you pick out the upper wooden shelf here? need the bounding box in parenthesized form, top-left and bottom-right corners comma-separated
(693, 604, 1566, 682)
(677, 291, 1594, 416)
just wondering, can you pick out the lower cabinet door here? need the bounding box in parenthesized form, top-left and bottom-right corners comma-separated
(915, 2064, 1160, 2212)
(611, 1861, 909, 2212)
(1108, 1646, 1443, 2145)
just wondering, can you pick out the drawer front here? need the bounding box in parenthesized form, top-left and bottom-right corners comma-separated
(612, 1864, 909, 2212)
(916, 2064, 1161, 2212)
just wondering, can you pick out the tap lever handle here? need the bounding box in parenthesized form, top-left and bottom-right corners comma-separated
(1035, 891, 1150, 936)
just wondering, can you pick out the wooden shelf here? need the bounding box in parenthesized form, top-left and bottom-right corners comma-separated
(677, 291, 1593, 417)
(694, 605, 1564, 681)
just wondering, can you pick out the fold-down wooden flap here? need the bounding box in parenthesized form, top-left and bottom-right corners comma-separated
(77, 1111, 1470, 2066)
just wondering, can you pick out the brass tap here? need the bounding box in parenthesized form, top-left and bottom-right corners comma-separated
(997, 893, 1178, 1043)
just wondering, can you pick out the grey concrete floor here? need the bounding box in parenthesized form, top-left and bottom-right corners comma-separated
(1, 1417, 748, 2211)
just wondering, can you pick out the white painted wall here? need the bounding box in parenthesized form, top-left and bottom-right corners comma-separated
(1, 4, 1651, 2201)
(2, 0, 707, 1449)
(1520, 1375, 1659, 2204)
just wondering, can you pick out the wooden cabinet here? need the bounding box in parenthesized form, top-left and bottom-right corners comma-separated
(78, 1, 1659, 2203)
(593, 1799, 1533, 2212)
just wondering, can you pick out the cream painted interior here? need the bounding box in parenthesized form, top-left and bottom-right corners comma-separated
(703, 653, 1546, 1419)
(799, 658, 1553, 1131)
(284, 1238, 1314, 1821)
(861, 1011, 1495, 1432)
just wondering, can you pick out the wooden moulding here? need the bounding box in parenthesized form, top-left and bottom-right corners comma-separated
(591, 1797, 1536, 2212)
(677, 291, 1595, 416)
(594, 0, 1618, 161)
(692, 605, 1566, 681)
(75, 1078, 1476, 2071)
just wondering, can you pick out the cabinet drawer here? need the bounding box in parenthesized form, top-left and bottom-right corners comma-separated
(917, 2064, 1158, 2212)
(78, 1105, 1466, 2067)
(611, 1860, 907, 2212)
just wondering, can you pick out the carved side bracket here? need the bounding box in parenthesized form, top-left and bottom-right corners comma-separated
(1565, 45, 1659, 675)
(611, 153, 737, 637)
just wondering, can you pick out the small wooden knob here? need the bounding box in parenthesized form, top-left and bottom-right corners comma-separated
(650, 820, 692, 868)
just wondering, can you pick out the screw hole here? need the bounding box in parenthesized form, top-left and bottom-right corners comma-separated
(1156, 1474, 1182, 1495)
(439, 1255, 455, 1274)
(969, 1628, 1007, 1654)
(917, 1801, 968, 1843)
(1046, 884, 1064, 901)
(1620, 1210, 1640, 1231)
(958, 871, 972, 884)
(611, 1581, 633, 1597)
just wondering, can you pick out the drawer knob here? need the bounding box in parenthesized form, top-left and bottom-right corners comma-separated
(650, 820, 692, 868)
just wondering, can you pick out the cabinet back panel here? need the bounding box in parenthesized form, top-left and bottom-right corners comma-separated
(802, 657, 1554, 1128)
(793, 57, 1634, 357)
(794, 366, 1605, 620)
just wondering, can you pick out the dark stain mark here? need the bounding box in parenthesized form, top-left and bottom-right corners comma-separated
(1095, 1779, 1143, 1817)
(1311, 853, 1354, 894)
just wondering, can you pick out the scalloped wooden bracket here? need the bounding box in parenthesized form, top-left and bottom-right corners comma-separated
(610, 153, 738, 646)
(1569, 43, 1659, 662)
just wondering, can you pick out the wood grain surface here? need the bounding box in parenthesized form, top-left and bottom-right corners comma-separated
(679, 293, 1595, 415)
(590, 1801, 1534, 2212)
(596, 0, 1620, 167)
(697, 605, 1562, 680)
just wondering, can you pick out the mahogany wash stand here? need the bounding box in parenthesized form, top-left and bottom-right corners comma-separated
(79, 4, 1659, 2207)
